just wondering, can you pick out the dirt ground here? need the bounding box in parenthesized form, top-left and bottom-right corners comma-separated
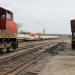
(38, 38, 75, 75)
(18, 38, 75, 75)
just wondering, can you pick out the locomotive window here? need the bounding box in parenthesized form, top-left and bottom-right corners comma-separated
(74, 32, 75, 37)
(0, 14, 5, 20)
(7, 12, 12, 20)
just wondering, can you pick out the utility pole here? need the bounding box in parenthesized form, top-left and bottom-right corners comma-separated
(17, 23, 22, 34)
(43, 28, 45, 34)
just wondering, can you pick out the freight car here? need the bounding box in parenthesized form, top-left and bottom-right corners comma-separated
(71, 19, 75, 49)
(0, 7, 18, 53)
(17, 33, 60, 42)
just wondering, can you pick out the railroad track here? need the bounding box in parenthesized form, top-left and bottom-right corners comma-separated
(0, 42, 63, 75)
(0, 42, 55, 63)
(17, 39, 59, 50)
(17, 41, 51, 50)
(0, 40, 54, 58)
(0, 40, 53, 54)
(17, 40, 55, 50)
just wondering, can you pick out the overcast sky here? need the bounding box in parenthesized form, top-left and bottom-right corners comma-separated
(0, 0, 75, 34)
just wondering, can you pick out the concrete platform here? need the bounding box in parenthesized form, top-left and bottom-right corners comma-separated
(38, 42, 75, 75)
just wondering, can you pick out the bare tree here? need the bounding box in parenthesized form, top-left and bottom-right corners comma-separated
(16, 23, 22, 34)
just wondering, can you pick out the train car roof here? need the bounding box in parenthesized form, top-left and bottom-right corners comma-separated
(0, 7, 13, 15)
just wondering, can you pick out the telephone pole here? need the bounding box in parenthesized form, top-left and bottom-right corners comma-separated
(43, 28, 45, 34)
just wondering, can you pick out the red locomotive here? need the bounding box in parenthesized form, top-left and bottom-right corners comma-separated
(0, 7, 18, 52)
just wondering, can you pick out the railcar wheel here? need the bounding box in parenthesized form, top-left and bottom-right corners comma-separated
(6, 47, 10, 53)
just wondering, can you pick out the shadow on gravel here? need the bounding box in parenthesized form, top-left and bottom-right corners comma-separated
(48, 43, 66, 55)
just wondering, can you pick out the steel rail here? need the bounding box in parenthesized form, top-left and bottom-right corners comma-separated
(0, 42, 56, 64)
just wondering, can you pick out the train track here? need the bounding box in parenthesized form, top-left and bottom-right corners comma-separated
(0, 42, 56, 63)
(0, 40, 54, 59)
(17, 40, 55, 50)
(0, 40, 60, 63)
(0, 40, 59, 55)
(0, 42, 62, 75)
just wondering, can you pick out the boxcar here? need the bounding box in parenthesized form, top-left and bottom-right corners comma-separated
(71, 19, 75, 49)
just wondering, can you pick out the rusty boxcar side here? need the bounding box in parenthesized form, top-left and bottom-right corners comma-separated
(71, 19, 75, 49)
